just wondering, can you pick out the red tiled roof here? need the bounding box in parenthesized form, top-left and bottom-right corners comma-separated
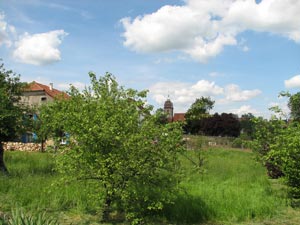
(173, 113, 185, 122)
(24, 81, 69, 99)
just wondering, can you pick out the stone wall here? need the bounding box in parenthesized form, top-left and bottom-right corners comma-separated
(3, 142, 42, 152)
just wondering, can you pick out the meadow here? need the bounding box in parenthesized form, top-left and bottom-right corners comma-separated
(0, 146, 299, 224)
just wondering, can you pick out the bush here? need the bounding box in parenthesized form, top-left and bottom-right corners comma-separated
(251, 117, 285, 178)
(268, 123, 300, 203)
(2, 209, 58, 225)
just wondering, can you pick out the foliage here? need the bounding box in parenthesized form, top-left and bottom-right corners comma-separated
(154, 108, 168, 125)
(268, 122, 300, 204)
(240, 113, 256, 139)
(201, 113, 241, 137)
(252, 92, 300, 204)
(164, 148, 284, 224)
(0, 152, 102, 224)
(185, 97, 214, 134)
(39, 72, 184, 223)
(1, 209, 58, 225)
(0, 63, 27, 141)
(279, 91, 300, 121)
(288, 92, 300, 121)
(1, 148, 288, 225)
(0, 62, 27, 173)
(232, 137, 252, 149)
(251, 117, 285, 178)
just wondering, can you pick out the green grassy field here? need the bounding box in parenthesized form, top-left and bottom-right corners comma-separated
(0, 148, 299, 224)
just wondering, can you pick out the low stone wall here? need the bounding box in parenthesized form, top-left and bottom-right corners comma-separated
(3, 142, 41, 152)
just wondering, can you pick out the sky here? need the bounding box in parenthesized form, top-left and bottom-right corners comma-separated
(1, 0, 300, 118)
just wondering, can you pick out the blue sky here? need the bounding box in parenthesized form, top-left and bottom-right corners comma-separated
(1, 0, 300, 117)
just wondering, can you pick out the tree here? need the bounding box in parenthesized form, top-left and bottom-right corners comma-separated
(278, 91, 300, 121)
(251, 116, 285, 178)
(268, 123, 300, 203)
(198, 113, 240, 137)
(0, 62, 24, 174)
(240, 113, 255, 139)
(185, 97, 214, 134)
(288, 92, 300, 121)
(40, 72, 184, 223)
(154, 108, 169, 125)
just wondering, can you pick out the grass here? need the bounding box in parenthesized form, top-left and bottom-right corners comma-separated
(0, 147, 298, 224)
(163, 149, 286, 224)
(0, 152, 103, 224)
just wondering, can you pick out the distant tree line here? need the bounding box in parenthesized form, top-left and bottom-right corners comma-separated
(183, 97, 254, 138)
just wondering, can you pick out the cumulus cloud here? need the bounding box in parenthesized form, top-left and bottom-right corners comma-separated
(12, 30, 68, 65)
(149, 80, 223, 112)
(0, 12, 14, 47)
(57, 81, 86, 91)
(285, 75, 300, 89)
(121, 0, 300, 62)
(222, 84, 262, 102)
(228, 105, 260, 116)
(149, 79, 261, 113)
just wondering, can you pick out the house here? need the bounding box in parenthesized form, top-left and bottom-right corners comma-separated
(20, 81, 69, 107)
(20, 82, 69, 143)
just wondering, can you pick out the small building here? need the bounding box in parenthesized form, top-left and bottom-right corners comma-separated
(20, 82, 69, 143)
(20, 81, 69, 107)
(173, 113, 186, 122)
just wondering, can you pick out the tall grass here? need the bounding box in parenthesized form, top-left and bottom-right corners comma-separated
(0, 149, 287, 224)
(164, 148, 285, 224)
(0, 152, 103, 223)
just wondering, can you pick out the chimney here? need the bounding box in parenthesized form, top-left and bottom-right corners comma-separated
(49, 83, 53, 91)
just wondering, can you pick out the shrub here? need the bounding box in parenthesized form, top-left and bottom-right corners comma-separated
(251, 117, 285, 178)
(3, 209, 58, 225)
(268, 123, 300, 203)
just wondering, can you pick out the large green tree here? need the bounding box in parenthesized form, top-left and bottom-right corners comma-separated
(279, 91, 300, 121)
(185, 97, 215, 134)
(0, 63, 24, 174)
(240, 113, 255, 139)
(40, 72, 184, 223)
(288, 92, 300, 121)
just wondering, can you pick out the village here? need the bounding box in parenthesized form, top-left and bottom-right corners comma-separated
(1, 0, 300, 224)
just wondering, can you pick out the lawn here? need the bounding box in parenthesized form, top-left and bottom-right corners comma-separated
(0, 148, 298, 224)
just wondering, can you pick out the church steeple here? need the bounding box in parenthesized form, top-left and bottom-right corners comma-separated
(164, 98, 174, 122)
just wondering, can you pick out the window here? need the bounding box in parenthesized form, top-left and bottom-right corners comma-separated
(41, 97, 47, 101)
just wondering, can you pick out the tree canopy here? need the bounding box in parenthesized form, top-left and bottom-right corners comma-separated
(0, 62, 25, 173)
(185, 97, 214, 134)
(39, 72, 184, 223)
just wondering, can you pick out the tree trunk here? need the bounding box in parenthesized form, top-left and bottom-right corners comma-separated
(0, 142, 8, 174)
(40, 139, 45, 152)
(102, 196, 112, 222)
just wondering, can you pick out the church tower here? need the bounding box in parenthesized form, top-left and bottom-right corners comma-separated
(164, 98, 174, 122)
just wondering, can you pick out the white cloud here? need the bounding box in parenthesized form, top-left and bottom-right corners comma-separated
(228, 105, 260, 116)
(222, 84, 262, 102)
(268, 101, 289, 118)
(121, 0, 300, 62)
(149, 80, 223, 112)
(149, 79, 263, 113)
(0, 12, 14, 47)
(13, 30, 68, 65)
(284, 75, 300, 89)
(57, 81, 86, 91)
